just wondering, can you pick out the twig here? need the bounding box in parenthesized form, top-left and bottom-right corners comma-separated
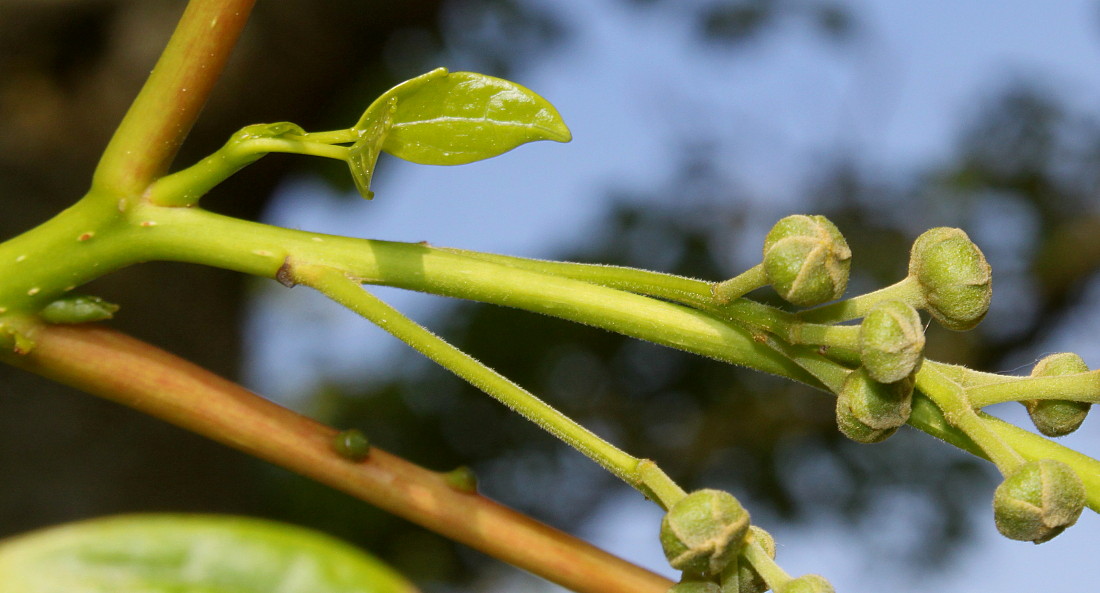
(2, 324, 673, 593)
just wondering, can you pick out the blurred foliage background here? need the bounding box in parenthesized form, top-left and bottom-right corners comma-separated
(3, 1, 1100, 591)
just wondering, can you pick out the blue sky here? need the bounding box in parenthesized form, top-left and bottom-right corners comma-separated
(245, 1, 1100, 590)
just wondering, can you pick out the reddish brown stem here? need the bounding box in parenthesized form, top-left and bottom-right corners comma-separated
(93, 0, 257, 195)
(4, 324, 673, 593)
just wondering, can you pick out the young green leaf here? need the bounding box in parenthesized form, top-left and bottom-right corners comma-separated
(347, 98, 397, 199)
(360, 69, 571, 166)
(0, 514, 419, 593)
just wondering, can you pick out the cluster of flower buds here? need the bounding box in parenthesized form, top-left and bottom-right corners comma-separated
(712, 215, 1097, 547)
(661, 489, 831, 592)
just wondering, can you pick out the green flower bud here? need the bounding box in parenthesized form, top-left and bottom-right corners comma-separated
(660, 489, 751, 576)
(763, 215, 851, 307)
(908, 227, 992, 331)
(835, 397, 897, 444)
(668, 582, 722, 593)
(859, 300, 925, 384)
(737, 526, 775, 593)
(1022, 353, 1091, 437)
(776, 574, 834, 593)
(839, 368, 913, 430)
(993, 459, 1085, 543)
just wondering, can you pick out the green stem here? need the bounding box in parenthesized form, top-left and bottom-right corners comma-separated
(740, 540, 790, 591)
(915, 365, 1025, 475)
(786, 322, 860, 350)
(92, 0, 257, 198)
(761, 336, 851, 393)
(125, 206, 821, 386)
(798, 276, 923, 324)
(711, 264, 769, 304)
(966, 371, 1100, 408)
(147, 136, 349, 206)
(299, 129, 360, 144)
(435, 247, 798, 336)
(295, 262, 643, 486)
(635, 460, 688, 510)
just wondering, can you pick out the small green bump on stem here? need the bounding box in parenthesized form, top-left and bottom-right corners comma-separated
(908, 227, 992, 331)
(761, 215, 851, 307)
(660, 490, 750, 577)
(993, 458, 1086, 543)
(332, 428, 371, 462)
(0, 315, 38, 355)
(711, 264, 769, 304)
(444, 465, 478, 494)
(858, 300, 925, 384)
(1022, 353, 1091, 437)
(39, 295, 119, 324)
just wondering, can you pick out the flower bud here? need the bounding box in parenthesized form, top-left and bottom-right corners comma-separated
(737, 526, 775, 593)
(763, 215, 851, 307)
(835, 400, 897, 443)
(776, 574, 834, 593)
(859, 300, 925, 384)
(993, 459, 1085, 543)
(841, 368, 913, 429)
(660, 489, 751, 576)
(908, 227, 992, 331)
(1022, 353, 1091, 437)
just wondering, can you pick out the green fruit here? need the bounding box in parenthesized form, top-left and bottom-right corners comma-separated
(993, 459, 1085, 543)
(908, 227, 992, 331)
(660, 489, 751, 576)
(762, 215, 851, 307)
(859, 300, 925, 384)
(1023, 353, 1091, 437)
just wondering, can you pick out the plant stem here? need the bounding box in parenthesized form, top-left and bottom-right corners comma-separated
(966, 371, 1100, 408)
(124, 205, 821, 387)
(294, 262, 642, 486)
(1, 324, 673, 593)
(915, 365, 1024, 476)
(92, 0, 257, 199)
(711, 264, 769, 304)
(797, 276, 923, 324)
(740, 540, 791, 591)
